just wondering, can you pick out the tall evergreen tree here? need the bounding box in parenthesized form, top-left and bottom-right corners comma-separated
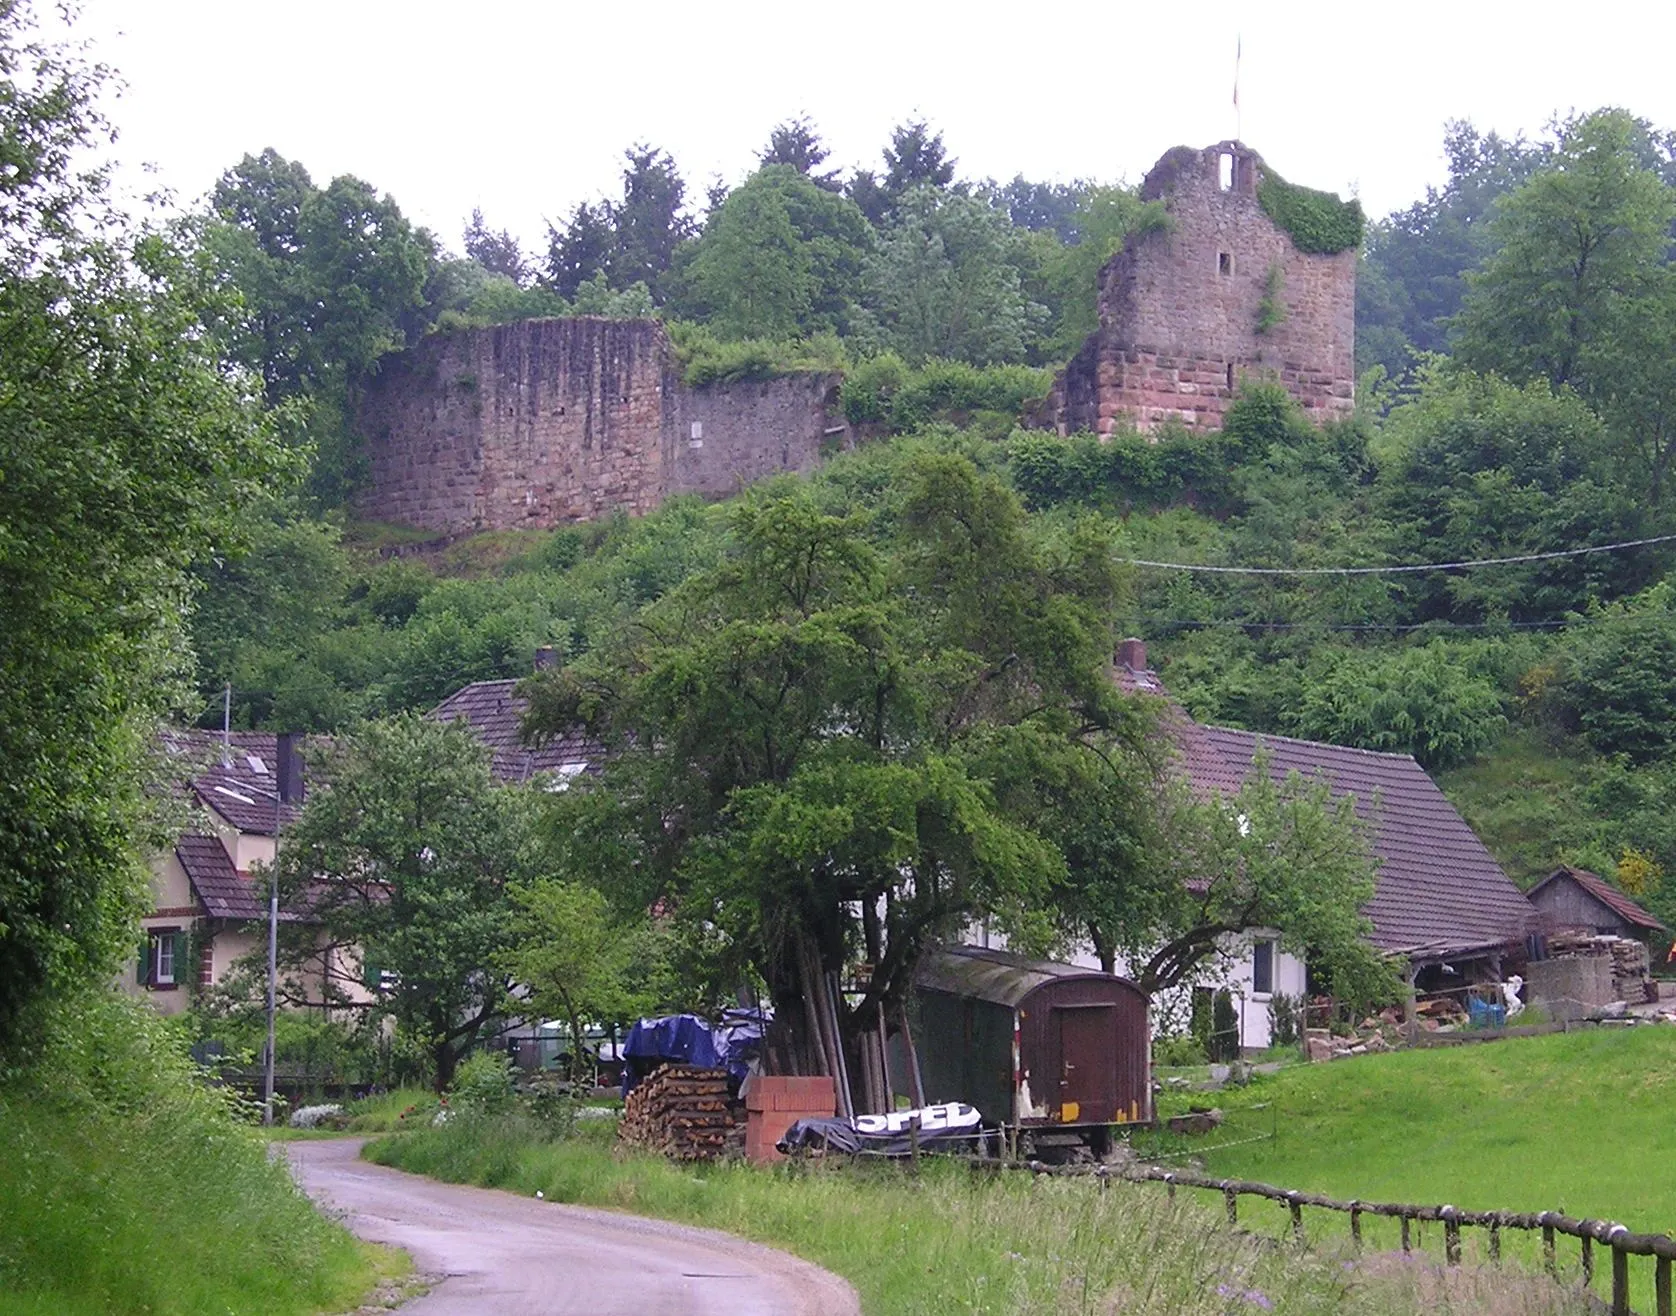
(462, 207, 529, 285)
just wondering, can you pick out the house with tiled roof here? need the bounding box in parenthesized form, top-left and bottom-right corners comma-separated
(426, 671, 601, 786)
(1526, 865, 1668, 943)
(128, 731, 301, 1012)
(1090, 639, 1533, 1049)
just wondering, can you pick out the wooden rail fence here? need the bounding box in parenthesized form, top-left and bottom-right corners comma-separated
(1013, 1160, 1671, 1316)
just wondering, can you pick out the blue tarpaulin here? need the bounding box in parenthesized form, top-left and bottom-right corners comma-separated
(620, 1009, 767, 1095)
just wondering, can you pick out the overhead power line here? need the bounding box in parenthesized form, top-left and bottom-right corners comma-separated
(1113, 532, 1676, 577)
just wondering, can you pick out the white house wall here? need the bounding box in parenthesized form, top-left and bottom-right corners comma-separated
(969, 924, 1305, 1053)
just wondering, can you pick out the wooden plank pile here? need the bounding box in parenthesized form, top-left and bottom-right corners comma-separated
(618, 1063, 743, 1160)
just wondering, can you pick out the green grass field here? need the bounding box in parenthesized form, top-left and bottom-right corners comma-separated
(1151, 1027, 1676, 1309)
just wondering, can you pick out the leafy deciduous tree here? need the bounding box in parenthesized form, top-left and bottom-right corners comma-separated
(270, 714, 531, 1090)
(0, 3, 283, 1056)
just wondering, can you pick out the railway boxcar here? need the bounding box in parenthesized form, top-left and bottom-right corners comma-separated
(908, 945, 1151, 1157)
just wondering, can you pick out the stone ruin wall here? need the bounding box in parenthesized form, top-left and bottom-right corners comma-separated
(1044, 142, 1356, 437)
(356, 318, 844, 534)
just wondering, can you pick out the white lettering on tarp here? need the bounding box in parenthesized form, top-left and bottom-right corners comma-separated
(852, 1102, 981, 1136)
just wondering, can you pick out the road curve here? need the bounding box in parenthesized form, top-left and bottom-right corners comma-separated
(285, 1138, 860, 1316)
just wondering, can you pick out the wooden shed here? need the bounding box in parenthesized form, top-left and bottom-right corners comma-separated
(1527, 865, 1668, 941)
(907, 946, 1150, 1152)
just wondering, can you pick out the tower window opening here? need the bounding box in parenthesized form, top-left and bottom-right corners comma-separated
(1226, 363, 1236, 391)
(1218, 251, 1233, 276)
(1219, 152, 1235, 191)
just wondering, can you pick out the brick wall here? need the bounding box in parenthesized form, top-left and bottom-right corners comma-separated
(744, 1075, 837, 1164)
(356, 318, 845, 533)
(1043, 142, 1355, 436)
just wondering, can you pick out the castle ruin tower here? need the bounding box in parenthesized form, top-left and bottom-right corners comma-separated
(1041, 142, 1359, 436)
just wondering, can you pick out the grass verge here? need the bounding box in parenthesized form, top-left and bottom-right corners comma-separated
(368, 1113, 1585, 1314)
(0, 993, 395, 1316)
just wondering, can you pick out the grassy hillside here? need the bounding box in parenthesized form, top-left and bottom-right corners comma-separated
(0, 996, 395, 1316)
(1154, 1029, 1676, 1308)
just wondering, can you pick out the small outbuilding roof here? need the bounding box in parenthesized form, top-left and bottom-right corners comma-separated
(1527, 865, 1668, 933)
(916, 945, 1139, 1009)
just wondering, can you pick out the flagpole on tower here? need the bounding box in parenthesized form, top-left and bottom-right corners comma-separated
(1233, 35, 1242, 143)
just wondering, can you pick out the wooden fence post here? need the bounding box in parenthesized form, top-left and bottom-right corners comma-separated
(1443, 1208, 1461, 1267)
(1165, 1173, 1176, 1202)
(1656, 1254, 1671, 1316)
(1224, 1185, 1238, 1226)
(1349, 1203, 1362, 1250)
(1543, 1220, 1556, 1276)
(1489, 1221, 1501, 1262)
(1400, 1214, 1412, 1254)
(1288, 1193, 1304, 1247)
(1611, 1244, 1629, 1316)
(1583, 1235, 1594, 1286)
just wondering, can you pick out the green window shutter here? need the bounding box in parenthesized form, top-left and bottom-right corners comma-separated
(137, 937, 152, 986)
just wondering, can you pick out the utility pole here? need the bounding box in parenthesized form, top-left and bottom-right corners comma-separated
(221, 684, 232, 766)
(263, 731, 303, 1128)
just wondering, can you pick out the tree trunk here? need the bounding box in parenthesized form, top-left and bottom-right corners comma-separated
(434, 1037, 458, 1093)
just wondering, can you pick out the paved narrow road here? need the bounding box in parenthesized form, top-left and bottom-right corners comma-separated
(285, 1139, 860, 1316)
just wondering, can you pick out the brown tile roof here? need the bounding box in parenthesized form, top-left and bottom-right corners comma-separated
(428, 679, 603, 783)
(159, 728, 302, 835)
(1119, 651, 1532, 961)
(174, 834, 265, 920)
(1528, 865, 1668, 933)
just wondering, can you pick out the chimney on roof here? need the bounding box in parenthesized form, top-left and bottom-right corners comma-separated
(1116, 637, 1147, 673)
(276, 732, 305, 805)
(533, 645, 558, 671)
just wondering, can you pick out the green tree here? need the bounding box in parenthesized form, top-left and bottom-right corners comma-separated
(1136, 755, 1396, 1003)
(758, 114, 840, 190)
(1376, 366, 1654, 621)
(1453, 110, 1675, 404)
(523, 458, 1136, 1093)
(847, 119, 958, 226)
(501, 879, 666, 1081)
(680, 166, 872, 339)
(0, 3, 283, 1055)
(858, 187, 1046, 365)
(609, 144, 696, 301)
(462, 206, 529, 284)
(543, 199, 614, 300)
(1357, 121, 1549, 377)
(205, 153, 437, 502)
(1552, 584, 1676, 763)
(1287, 641, 1507, 770)
(269, 714, 533, 1090)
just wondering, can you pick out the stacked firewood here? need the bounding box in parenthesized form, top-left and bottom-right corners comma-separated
(617, 1063, 743, 1160)
(1547, 933, 1656, 1003)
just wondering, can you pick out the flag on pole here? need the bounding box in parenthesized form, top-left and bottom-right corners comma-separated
(1233, 35, 1242, 142)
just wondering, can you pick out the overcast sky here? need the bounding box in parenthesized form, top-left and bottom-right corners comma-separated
(70, 1, 1676, 257)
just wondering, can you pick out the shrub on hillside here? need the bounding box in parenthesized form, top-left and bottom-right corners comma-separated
(841, 354, 1050, 431)
(1549, 586, 1676, 763)
(1287, 640, 1507, 770)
